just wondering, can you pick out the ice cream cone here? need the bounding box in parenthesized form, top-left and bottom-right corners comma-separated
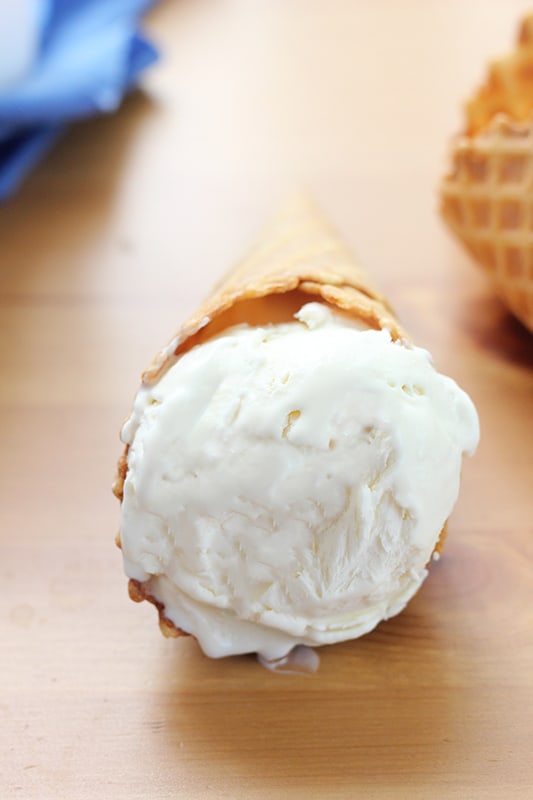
(114, 197, 464, 648)
(440, 13, 533, 333)
(114, 196, 407, 502)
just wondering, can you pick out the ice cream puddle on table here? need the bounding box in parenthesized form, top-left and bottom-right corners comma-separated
(119, 302, 479, 668)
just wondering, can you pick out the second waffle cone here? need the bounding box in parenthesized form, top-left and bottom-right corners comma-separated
(440, 13, 533, 333)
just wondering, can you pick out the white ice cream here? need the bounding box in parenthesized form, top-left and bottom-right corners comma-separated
(120, 303, 479, 660)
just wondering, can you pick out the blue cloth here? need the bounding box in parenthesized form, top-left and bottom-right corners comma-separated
(0, 0, 158, 200)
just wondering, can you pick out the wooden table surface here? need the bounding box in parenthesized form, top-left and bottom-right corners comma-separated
(2, 1, 532, 798)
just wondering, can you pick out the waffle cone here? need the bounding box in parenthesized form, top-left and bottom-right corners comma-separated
(440, 13, 533, 333)
(143, 195, 405, 385)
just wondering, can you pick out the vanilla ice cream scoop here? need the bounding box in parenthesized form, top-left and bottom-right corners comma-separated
(114, 198, 479, 662)
(118, 302, 478, 660)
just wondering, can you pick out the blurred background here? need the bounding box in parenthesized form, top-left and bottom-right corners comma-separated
(1, 2, 532, 799)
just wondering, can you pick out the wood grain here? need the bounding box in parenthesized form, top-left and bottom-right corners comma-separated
(1, 2, 532, 798)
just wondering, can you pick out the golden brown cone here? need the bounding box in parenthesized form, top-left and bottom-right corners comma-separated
(440, 13, 533, 333)
(140, 194, 407, 388)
